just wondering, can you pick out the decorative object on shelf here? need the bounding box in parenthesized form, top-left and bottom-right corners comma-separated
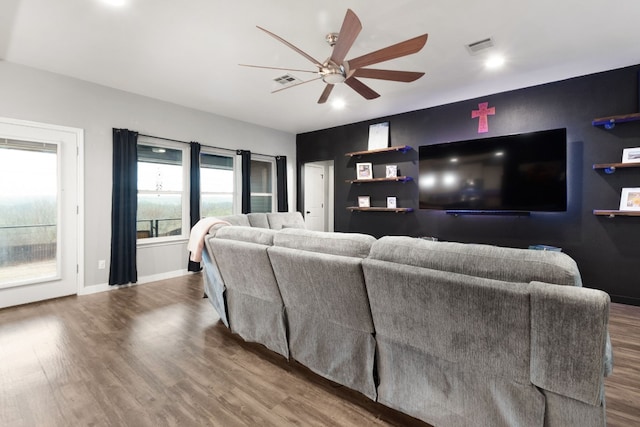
(619, 187, 640, 211)
(387, 197, 397, 209)
(358, 195, 371, 208)
(622, 147, 640, 163)
(368, 122, 390, 150)
(385, 164, 398, 178)
(356, 162, 373, 179)
(471, 102, 495, 133)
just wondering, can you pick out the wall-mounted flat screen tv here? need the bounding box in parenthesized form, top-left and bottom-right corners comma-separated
(418, 128, 567, 212)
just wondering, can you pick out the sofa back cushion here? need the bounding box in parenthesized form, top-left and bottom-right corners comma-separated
(208, 214, 249, 235)
(273, 228, 375, 258)
(529, 281, 610, 406)
(247, 213, 270, 228)
(266, 212, 306, 230)
(363, 256, 532, 383)
(213, 225, 275, 246)
(269, 229, 376, 331)
(209, 226, 279, 300)
(369, 236, 582, 286)
(218, 214, 251, 226)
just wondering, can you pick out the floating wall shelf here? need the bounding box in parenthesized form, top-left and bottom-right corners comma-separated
(345, 176, 413, 184)
(592, 113, 640, 129)
(345, 145, 412, 157)
(593, 162, 640, 174)
(593, 210, 640, 218)
(347, 207, 414, 213)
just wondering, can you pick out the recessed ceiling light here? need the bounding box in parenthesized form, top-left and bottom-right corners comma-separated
(331, 99, 346, 110)
(102, 0, 126, 7)
(485, 55, 505, 70)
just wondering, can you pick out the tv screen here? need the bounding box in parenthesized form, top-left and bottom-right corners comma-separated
(418, 128, 567, 212)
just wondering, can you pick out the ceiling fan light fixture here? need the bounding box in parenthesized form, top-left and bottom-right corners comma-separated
(322, 69, 346, 84)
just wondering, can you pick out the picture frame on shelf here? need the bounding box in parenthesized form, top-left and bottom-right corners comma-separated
(386, 197, 397, 209)
(358, 196, 371, 208)
(619, 187, 640, 211)
(368, 122, 390, 150)
(622, 147, 640, 163)
(356, 162, 373, 180)
(385, 165, 398, 178)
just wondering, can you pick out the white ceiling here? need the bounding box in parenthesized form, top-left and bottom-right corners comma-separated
(2, 0, 640, 135)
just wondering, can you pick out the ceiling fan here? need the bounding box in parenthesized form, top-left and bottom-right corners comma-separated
(240, 9, 428, 104)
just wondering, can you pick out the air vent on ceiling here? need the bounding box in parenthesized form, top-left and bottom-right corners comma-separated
(273, 74, 301, 86)
(465, 37, 494, 55)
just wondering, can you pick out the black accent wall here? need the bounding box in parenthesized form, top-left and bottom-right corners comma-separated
(297, 64, 640, 305)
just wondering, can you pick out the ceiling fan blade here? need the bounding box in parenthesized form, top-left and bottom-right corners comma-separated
(330, 9, 362, 65)
(345, 77, 380, 100)
(353, 68, 425, 82)
(256, 25, 324, 68)
(318, 84, 334, 104)
(239, 64, 318, 74)
(271, 76, 323, 94)
(346, 34, 428, 70)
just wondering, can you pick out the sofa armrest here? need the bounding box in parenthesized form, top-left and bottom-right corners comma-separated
(530, 281, 611, 406)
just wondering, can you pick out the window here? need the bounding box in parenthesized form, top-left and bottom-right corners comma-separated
(137, 141, 189, 240)
(200, 150, 236, 217)
(0, 140, 58, 286)
(250, 156, 276, 213)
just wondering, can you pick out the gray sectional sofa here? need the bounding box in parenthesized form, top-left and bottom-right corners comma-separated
(199, 212, 612, 427)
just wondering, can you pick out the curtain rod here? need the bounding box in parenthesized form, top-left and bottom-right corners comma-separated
(138, 133, 278, 158)
(138, 133, 234, 155)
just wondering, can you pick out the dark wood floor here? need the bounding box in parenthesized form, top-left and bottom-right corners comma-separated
(0, 274, 638, 427)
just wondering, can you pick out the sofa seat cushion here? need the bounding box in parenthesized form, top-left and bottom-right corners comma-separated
(369, 236, 582, 286)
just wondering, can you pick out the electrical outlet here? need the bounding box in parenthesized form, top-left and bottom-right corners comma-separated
(98, 259, 106, 270)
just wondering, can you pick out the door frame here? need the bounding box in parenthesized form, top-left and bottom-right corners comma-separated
(0, 116, 84, 304)
(303, 160, 334, 232)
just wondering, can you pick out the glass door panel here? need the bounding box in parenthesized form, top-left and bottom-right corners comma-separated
(0, 140, 59, 287)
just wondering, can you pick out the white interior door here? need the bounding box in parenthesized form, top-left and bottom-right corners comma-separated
(0, 117, 83, 309)
(304, 163, 325, 231)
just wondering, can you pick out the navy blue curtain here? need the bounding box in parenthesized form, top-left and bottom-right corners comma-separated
(188, 142, 202, 272)
(276, 156, 288, 212)
(109, 128, 138, 285)
(237, 150, 251, 213)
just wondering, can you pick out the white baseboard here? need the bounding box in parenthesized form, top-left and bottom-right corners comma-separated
(78, 269, 189, 296)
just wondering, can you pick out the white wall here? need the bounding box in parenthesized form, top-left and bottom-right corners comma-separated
(0, 60, 296, 292)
